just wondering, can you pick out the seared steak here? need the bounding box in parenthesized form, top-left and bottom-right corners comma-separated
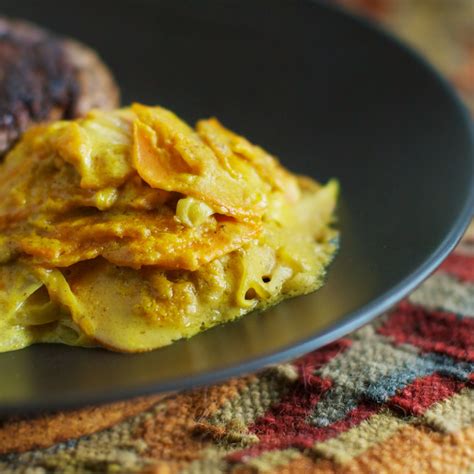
(0, 17, 119, 156)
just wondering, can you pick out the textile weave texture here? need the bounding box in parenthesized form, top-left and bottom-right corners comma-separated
(1, 0, 474, 472)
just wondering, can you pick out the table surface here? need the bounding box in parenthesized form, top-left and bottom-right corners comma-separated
(1, 1, 474, 473)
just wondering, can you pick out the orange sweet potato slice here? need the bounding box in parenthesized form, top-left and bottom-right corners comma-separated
(132, 104, 267, 221)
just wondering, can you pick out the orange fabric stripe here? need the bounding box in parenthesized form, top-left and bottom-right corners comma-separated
(273, 424, 474, 473)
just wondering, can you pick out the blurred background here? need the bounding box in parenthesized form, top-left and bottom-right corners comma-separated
(336, 0, 474, 112)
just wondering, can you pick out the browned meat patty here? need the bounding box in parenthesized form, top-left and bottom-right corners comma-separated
(0, 17, 119, 155)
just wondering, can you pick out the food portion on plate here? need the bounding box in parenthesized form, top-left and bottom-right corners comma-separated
(0, 103, 338, 353)
(0, 16, 119, 157)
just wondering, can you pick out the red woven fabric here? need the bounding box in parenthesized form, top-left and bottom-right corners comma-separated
(379, 301, 474, 361)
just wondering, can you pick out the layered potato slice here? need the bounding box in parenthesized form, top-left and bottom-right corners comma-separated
(0, 104, 338, 352)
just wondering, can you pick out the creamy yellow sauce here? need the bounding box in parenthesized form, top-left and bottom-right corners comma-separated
(0, 104, 338, 352)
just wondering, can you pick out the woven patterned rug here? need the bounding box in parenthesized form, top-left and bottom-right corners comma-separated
(1, 1, 474, 472)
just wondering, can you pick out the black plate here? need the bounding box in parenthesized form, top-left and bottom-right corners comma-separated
(0, 0, 473, 414)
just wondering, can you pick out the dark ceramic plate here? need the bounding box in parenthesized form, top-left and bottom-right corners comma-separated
(0, 0, 473, 414)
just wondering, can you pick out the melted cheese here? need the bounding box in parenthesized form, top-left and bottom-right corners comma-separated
(0, 104, 338, 353)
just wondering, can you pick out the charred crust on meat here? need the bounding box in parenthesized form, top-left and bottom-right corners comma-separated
(0, 17, 119, 156)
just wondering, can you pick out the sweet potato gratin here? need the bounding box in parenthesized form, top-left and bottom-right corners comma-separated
(0, 104, 338, 352)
